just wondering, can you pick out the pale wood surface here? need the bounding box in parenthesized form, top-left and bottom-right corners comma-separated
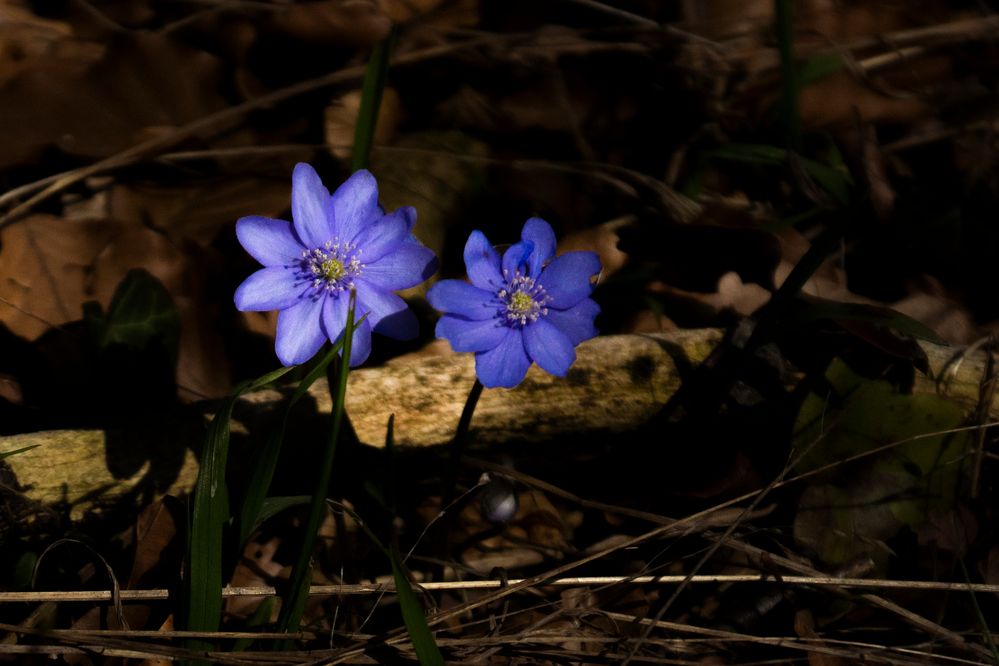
(0, 329, 992, 515)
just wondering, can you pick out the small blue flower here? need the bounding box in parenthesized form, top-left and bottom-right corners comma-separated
(234, 163, 437, 367)
(427, 218, 600, 388)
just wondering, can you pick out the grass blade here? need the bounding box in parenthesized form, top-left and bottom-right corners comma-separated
(390, 545, 445, 666)
(236, 339, 345, 547)
(184, 365, 295, 652)
(276, 291, 357, 637)
(351, 28, 396, 172)
(0, 444, 39, 460)
(775, 0, 800, 151)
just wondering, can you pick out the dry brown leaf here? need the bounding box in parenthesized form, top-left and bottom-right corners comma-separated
(979, 546, 999, 600)
(89, 227, 231, 399)
(0, 214, 231, 399)
(106, 177, 295, 247)
(681, 0, 772, 40)
(324, 87, 403, 162)
(227, 535, 286, 619)
(0, 2, 74, 85)
(0, 214, 122, 339)
(798, 71, 933, 129)
(558, 217, 630, 280)
(0, 33, 227, 168)
(794, 608, 846, 666)
(268, 1, 391, 48)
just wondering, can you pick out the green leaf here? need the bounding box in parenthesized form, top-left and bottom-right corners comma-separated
(785, 300, 948, 345)
(792, 358, 970, 567)
(255, 496, 309, 527)
(390, 546, 444, 666)
(709, 143, 787, 165)
(276, 294, 358, 638)
(89, 269, 181, 363)
(233, 597, 277, 652)
(0, 444, 39, 460)
(708, 142, 854, 205)
(798, 53, 843, 87)
(775, 0, 800, 150)
(12, 551, 36, 591)
(352, 28, 397, 172)
(184, 394, 235, 652)
(237, 338, 345, 547)
(184, 362, 296, 652)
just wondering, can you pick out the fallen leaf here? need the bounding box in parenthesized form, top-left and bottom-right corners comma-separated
(0, 33, 227, 168)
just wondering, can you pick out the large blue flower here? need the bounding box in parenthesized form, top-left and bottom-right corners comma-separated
(234, 163, 437, 367)
(427, 218, 600, 388)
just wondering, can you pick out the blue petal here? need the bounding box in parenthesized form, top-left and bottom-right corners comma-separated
(275, 295, 327, 366)
(236, 216, 304, 267)
(348, 317, 373, 366)
(374, 306, 418, 341)
(521, 217, 556, 278)
(436, 315, 508, 353)
(538, 251, 601, 308)
(502, 240, 533, 278)
(463, 231, 503, 290)
(355, 279, 418, 340)
(234, 267, 304, 312)
(350, 207, 412, 264)
(426, 280, 497, 320)
(545, 298, 600, 345)
(330, 169, 380, 245)
(523, 318, 576, 377)
(361, 243, 437, 291)
(292, 163, 334, 248)
(322, 295, 374, 366)
(474, 328, 531, 388)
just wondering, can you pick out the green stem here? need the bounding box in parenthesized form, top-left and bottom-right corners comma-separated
(434, 379, 484, 580)
(442, 379, 484, 505)
(275, 292, 357, 638)
(959, 558, 999, 661)
(775, 0, 800, 152)
(351, 28, 397, 172)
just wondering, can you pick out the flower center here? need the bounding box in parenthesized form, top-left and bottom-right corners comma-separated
(498, 271, 550, 327)
(320, 258, 346, 281)
(301, 239, 362, 295)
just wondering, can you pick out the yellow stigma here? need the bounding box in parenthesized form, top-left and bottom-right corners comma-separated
(320, 258, 345, 281)
(508, 291, 534, 314)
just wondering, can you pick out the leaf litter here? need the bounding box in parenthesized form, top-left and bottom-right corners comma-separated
(0, 0, 999, 663)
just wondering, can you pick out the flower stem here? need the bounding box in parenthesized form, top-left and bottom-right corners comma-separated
(444, 379, 484, 500)
(434, 379, 484, 579)
(275, 293, 357, 640)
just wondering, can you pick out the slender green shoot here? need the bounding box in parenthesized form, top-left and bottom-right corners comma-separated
(237, 333, 354, 547)
(0, 444, 39, 460)
(959, 558, 999, 661)
(330, 500, 444, 666)
(184, 364, 296, 654)
(351, 28, 397, 172)
(390, 545, 445, 666)
(775, 0, 800, 151)
(275, 291, 357, 637)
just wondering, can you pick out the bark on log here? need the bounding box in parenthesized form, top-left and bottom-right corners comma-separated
(0, 329, 992, 517)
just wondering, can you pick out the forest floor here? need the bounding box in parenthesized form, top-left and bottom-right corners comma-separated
(1, 1, 998, 663)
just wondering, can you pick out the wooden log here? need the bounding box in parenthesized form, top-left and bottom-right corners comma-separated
(0, 329, 993, 515)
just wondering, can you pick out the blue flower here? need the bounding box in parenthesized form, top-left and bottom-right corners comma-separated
(427, 218, 600, 388)
(234, 163, 437, 367)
